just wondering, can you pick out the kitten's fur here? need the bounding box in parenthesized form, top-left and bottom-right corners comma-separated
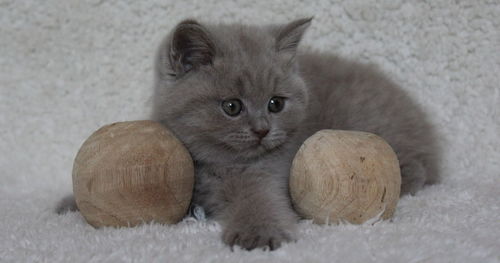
(151, 18, 439, 250)
(58, 18, 439, 251)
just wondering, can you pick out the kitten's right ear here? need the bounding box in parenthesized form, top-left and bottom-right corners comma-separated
(168, 20, 216, 77)
(275, 17, 312, 55)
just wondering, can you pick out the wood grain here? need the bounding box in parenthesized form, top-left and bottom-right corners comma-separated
(73, 121, 194, 227)
(290, 130, 401, 224)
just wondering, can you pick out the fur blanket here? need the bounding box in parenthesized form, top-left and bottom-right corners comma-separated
(1, 0, 499, 262)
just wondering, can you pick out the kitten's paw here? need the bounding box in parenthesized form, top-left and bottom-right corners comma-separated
(400, 160, 427, 195)
(55, 195, 79, 214)
(223, 225, 294, 251)
(401, 178, 425, 195)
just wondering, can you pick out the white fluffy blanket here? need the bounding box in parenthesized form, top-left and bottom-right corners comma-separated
(1, 0, 499, 262)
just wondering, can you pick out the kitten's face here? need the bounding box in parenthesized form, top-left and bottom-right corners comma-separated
(154, 19, 311, 163)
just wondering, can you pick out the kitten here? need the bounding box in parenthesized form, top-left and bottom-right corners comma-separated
(57, 18, 439, 250)
(151, 18, 439, 250)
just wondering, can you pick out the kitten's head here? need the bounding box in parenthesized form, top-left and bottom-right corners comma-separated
(153, 18, 311, 163)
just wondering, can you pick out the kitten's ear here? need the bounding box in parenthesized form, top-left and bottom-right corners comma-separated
(275, 17, 312, 54)
(169, 19, 216, 75)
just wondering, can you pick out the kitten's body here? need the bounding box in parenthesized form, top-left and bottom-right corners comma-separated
(150, 18, 439, 250)
(59, 18, 439, 251)
(298, 53, 439, 193)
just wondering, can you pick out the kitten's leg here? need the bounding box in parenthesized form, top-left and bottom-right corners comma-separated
(400, 160, 427, 195)
(217, 174, 298, 250)
(55, 195, 79, 214)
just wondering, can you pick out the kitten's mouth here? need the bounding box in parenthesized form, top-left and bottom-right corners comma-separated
(222, 139, 286, 161)
(223, 132, 290, 158)
(255, 138, 285, 152)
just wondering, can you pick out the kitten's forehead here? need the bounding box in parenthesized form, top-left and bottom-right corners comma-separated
(212, 61, 283, 101)
(209, 24, 277, 60)
(207, 25, 284, 99)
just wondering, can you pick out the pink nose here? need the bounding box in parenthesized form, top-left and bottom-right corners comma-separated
(252, 129, 269, 139)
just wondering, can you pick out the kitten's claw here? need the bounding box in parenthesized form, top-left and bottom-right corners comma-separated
(223, 226, 292, 251)
(230, 233, 240, 249)
(268, 238, 277, 251)
(248, 236, 260, 250)
(55, 195, 78, 214)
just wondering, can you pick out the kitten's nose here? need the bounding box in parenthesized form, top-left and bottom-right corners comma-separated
(252, 129, 269, 139)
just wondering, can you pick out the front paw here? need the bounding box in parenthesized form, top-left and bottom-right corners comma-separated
(55, 195, 79, 214)
(222, 224, 294, 251)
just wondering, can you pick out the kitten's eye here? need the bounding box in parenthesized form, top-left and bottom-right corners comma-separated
(181, 56, 193, 73)
(222, 99, 243, 116)
(268, 97, 285, 113)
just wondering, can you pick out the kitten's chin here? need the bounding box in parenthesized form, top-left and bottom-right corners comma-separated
(194, 132, 294, 163)
(195, 140, 287, 164)
(242, 139, 287, 159)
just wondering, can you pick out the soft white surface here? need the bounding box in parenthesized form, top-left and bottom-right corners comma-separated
(1, 0, 499, 262)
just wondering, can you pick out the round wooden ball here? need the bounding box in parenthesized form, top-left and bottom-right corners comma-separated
(72, 120, 194, 227)
(290, 130, 401, 224)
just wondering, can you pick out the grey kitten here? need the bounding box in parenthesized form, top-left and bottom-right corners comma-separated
(57, 18, 439, 250)
(151, 18, 439, 250)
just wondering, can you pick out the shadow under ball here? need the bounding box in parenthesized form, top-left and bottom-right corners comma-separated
(290, 130, 401, 224)
(72, 121, 194, 227)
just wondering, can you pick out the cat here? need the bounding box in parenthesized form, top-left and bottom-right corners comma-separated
(150, 18, 439, 250)
(58, 17, 439, 251)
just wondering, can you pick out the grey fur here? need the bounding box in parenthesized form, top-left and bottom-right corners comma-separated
(152, 18, 440, 250)
(55, 195, 78, 214)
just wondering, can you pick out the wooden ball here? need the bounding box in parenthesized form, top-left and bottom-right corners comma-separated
(290, 130, 401, 224)
(72, 121, 194, 227)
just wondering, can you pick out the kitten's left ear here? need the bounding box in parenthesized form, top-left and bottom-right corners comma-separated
(275, 17, 312, 55)
(169, 19, 216, 76)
